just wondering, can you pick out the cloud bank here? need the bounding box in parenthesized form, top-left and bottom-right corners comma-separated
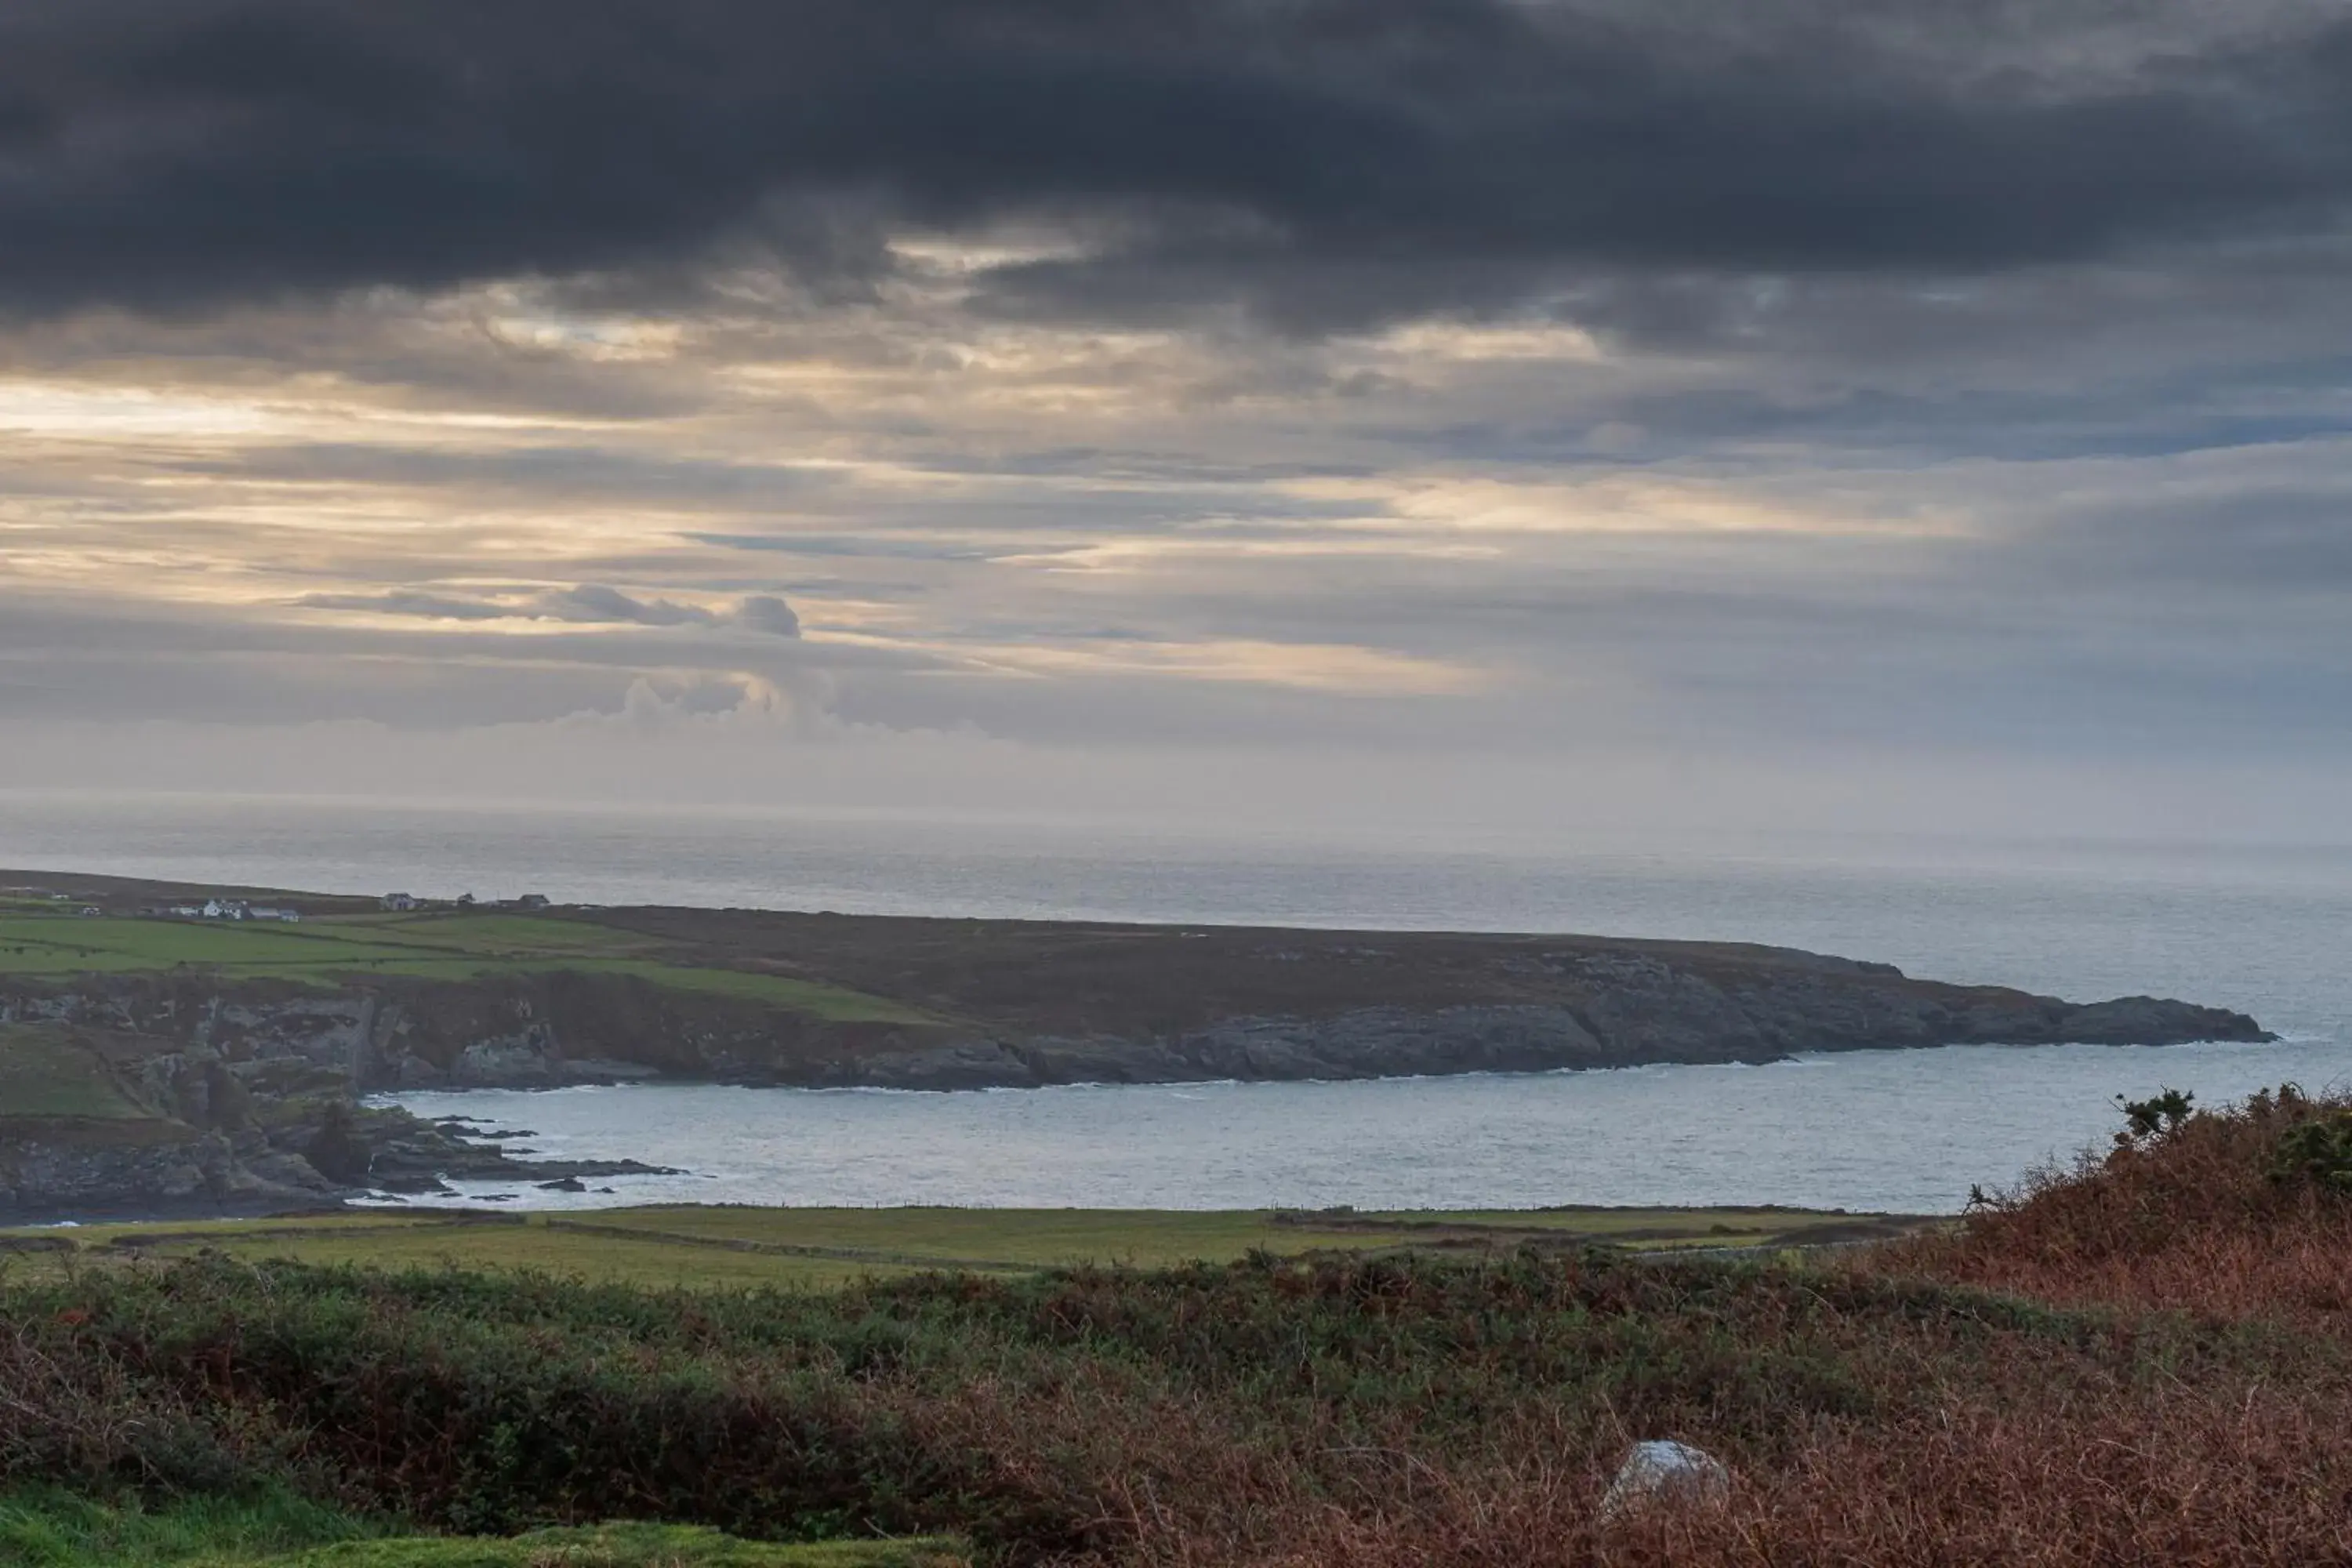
(0, 0, 2343, 842)
(2, 1, 2350, 327)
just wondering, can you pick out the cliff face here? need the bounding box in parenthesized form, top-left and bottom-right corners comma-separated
(0, 922, 2274, 1218)
(0, 1123, 343, 1219)
(561, 910, 2277, 1086)
(0, 990, 667, 1221)
(801, 986, 2270, 1090)
(1, 935, 2271, 1102)
(0, 1012, 350, 1221)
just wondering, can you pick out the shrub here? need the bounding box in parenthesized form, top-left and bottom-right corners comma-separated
(2270, 1108, 2352, 1195)
(1871, 1083, 2352, 1323)
(16, 1092, 2352, 1563)
(2113, 1087, 2196, 1144)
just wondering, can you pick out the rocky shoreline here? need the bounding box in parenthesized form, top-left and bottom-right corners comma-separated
(0, 909, 2273, 1223)
(0, 1097, 680, 1227)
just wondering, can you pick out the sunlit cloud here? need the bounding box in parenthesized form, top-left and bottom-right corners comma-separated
(960, 637, 1486, 696)
(0, 0, 2343, 837)
(0, 383, 288, 439)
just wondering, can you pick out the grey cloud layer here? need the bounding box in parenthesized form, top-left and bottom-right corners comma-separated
(3, 1, 2351, 324)
(0, 0, 2345, 840)
(296, 584, 801, 636)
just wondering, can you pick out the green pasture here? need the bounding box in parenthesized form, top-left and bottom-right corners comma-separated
(1, 1203, 1944, 1289)
(0, 913, 926, 1022)
(1343, 1204, 1923, 1248)
(568, 1203, 1933, 1265)
(0, 911, 639, 978)
(575, 1204, 1399, 1267)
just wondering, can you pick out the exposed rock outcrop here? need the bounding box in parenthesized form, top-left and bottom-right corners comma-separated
(0, 1010, 673, 1222)
(0, 1123, 336, 1219)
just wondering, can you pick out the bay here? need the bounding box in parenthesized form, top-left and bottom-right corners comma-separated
(387, 1036, 2352, 1217)
(6, 789, 2347, 1214)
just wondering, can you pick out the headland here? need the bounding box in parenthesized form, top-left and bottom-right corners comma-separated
(0, 869, 2270, 1220)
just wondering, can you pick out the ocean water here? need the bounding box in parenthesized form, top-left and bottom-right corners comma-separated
(5, 790, 2348, 1213)
(389, 1037, 2352, 1216)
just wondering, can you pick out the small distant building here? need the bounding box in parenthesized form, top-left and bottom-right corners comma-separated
(201, 898, 252, 921)
(169, 905, 202, 919)
(380, 893, 419, 912)
(516, 893, 551, 910)
(250, 906, 301, 924)
(78, 906, 103, 918)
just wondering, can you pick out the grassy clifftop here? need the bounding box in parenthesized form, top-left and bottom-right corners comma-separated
(0, 1024, 213, 1167)
(0, 907, 929, 1024)
(0, 1025, 154, 1122)
(1, 870, 2267, 1059)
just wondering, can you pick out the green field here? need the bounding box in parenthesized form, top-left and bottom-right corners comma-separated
(1, 1203, 1941, 1290)
(0, 913, 929, 1022)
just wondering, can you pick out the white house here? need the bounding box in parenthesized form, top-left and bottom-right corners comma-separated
(250, 906, 301, 924)
(380, 893, 419, 912)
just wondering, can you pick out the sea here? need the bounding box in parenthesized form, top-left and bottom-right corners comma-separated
(5, 790, 2348, 1215)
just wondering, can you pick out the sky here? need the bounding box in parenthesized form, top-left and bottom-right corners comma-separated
(0, 0, 2347, 845)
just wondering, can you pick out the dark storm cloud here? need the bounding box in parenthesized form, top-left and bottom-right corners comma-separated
(3, 0, 2351, 325)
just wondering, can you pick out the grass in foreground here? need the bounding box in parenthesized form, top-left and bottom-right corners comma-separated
(0, 1490, 958, 1566)
(0, 1486, 377, 1565)
(10, 1091, 2352, 1563)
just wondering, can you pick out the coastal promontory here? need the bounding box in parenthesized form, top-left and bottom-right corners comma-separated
(0, 870, 2270, 1218)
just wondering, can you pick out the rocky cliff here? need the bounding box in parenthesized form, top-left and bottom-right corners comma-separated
(2, 930, 2272, 1098)
(0, 1000, 666, 1222)
(0, 916, 2273, 1220)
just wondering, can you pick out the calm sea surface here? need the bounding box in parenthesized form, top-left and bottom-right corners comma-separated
(5, 791, 2347, 1214)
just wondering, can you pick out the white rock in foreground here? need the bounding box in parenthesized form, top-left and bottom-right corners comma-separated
(1599, 1439, 1733, 1523)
